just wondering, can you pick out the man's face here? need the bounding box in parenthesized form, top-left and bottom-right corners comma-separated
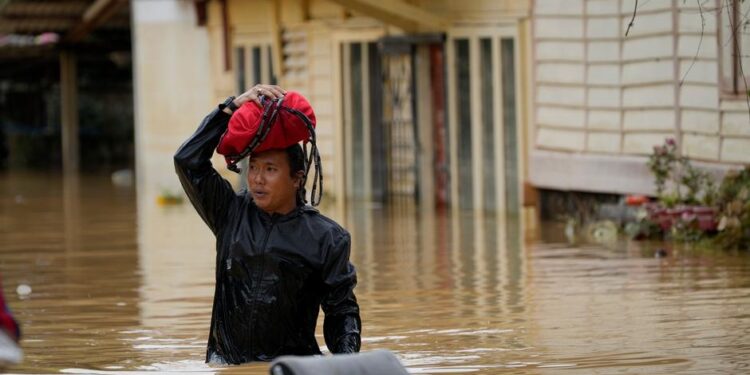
(247, 149, 301, 215)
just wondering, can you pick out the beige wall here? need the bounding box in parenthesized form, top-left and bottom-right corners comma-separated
(417, 0, 529, 22)
(531, 0, 748, 195)
(131, 0, 217, 328)
(132, 0, 216, 195)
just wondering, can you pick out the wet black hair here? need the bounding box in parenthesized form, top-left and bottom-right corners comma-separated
(285, 143, 307, 205)
(286, 143, 306, 177)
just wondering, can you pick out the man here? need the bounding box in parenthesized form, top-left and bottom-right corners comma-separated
(174, 84, 361, 365)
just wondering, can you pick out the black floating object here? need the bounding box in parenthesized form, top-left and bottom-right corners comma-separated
(655, 248, 668, 258)
(269, 350, 409, 375)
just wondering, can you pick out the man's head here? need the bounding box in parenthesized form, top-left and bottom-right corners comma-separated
(247, 144, 306, 215)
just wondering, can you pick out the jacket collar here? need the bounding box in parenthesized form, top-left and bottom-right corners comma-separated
(249, 197, 318, 225)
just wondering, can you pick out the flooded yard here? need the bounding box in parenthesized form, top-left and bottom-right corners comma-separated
(1, 173, 749, 374)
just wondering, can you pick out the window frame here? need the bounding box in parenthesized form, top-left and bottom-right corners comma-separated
(719, 0, 750, 97)
(446, 25, 523, 214)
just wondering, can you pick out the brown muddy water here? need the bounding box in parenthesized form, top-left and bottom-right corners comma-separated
(1, 173, 749, 374)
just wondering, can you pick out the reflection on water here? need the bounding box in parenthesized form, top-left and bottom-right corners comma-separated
(1, 173, 749, 374)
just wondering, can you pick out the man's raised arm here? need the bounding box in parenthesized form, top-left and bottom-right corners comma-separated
(174, 106, 235, 234)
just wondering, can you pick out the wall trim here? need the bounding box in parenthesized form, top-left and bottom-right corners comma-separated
(529, 149, 736, 196)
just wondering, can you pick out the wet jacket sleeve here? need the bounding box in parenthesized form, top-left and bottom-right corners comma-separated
(321, 232, 362, 354)
(174, 107, 236, 234)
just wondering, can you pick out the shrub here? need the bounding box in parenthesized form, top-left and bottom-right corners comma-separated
(715, 167, 750, 249)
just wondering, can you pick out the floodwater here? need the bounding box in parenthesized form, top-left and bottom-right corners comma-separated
(1, 172, 749, 374)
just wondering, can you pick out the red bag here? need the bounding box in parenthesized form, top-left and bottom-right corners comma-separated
(217, 91, 316, 164)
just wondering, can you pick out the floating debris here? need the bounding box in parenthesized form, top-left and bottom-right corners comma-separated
(157, 192, 183, 206)
(655, 248, 668, 258)
(16, 284, 31, 296)
(111, 169, 134, 188)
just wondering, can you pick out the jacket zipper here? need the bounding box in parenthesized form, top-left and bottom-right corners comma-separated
(247, 215, 277, 358)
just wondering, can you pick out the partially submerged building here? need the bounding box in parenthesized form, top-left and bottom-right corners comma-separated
(134, 0, 532, 215)
(530, 0, 750, 196)
(132, 0, 749, 216)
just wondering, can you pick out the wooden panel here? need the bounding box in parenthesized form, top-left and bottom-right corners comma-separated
(622, 84, 675, 107)
(587, 17, 619, 39)
(622, 60, 673, 85)
(587, 41, 620, 62)
(537, 107, 586, 128)
(586, 1, 618, 15)
(721, 138, 750, 163)
(682, 110, 719, 134)
(587, 64, 620, 85)
(623, 109, 675, 131)
(535, 0, 583, 15)
(536, 63, 585, 83)
(535, 41, 584, 61)
(535, 18, 584, 39)
(588, 87, 620, 108)
(622, 35, 673, 61)
(587, 132, 621, 153)
(680, 84, 719, 109)
(721, 112, 750, 136)
(587, 110, 620, 130)
(682, 134, 720, 161)
(537, 85, 585, 106)
(537, 128, 585, 151)
(618, 11, 672, 36)
(623, 133, 672, 155)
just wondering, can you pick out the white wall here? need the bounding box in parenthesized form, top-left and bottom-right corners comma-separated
(531, 0, 748, 195)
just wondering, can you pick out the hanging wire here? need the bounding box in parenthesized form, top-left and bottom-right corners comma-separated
(224, 96, 323, 206)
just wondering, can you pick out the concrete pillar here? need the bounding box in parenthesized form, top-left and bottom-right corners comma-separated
(60, 51, 79, 174)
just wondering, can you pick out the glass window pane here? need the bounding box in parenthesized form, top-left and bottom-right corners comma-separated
(455, 38, 472, 210)
(267, 46, 277, 85)
(721, 0, 737, 89)
(501, 38, 519, 216)
(740, 0, 750, 89)
(252, 47, 262, 85)
(368, 42, 387, 201)
(480, 38, 495, 211)
(350, 43, 365, 199)
(235, 46, 245, 92)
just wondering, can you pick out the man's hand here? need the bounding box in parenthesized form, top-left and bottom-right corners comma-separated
(235, 84, 286, 108)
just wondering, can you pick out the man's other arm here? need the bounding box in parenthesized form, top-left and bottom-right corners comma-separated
(321, 232, 362, 354)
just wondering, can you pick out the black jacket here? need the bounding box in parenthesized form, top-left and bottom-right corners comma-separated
(174, 106, 361, 364)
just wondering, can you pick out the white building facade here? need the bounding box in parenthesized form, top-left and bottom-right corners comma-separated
(530, 0, 750, 195)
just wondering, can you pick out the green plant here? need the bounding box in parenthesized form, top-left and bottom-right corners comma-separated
(625, 208, 661, 240)
(671, 212, 703, 243)
(715, 167, 750, 249)
(647, 138, 719, 207)
(701, 177, 718, 206)
(647, 139, 678, 198)
(680, 158, 708, 204)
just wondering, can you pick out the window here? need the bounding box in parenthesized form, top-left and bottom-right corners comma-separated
(341, 42, 385, 201)
(455, 38, 473, 210)
(721, 0, 750, 95)
(234, 44, 276, 93)
(447, 32, 520, 214)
